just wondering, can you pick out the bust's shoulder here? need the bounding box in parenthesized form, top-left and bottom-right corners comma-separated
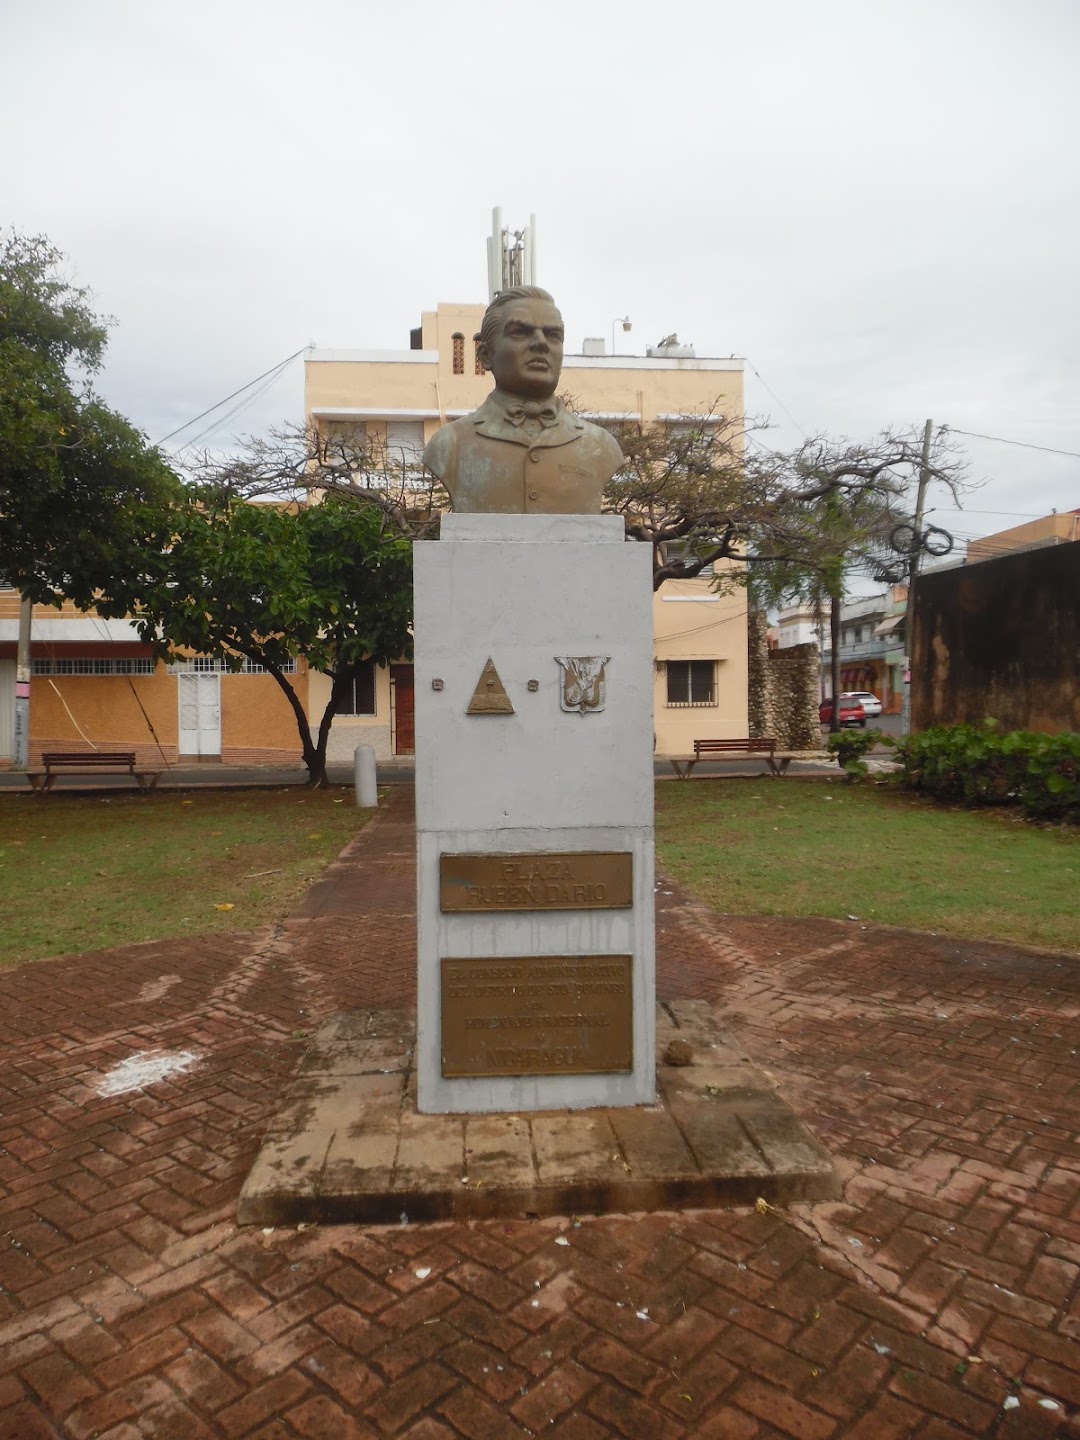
(574, 415, 625, 467)
(423, 415, 473, 477)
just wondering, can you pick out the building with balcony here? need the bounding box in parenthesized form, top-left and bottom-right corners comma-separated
(1, 297, 750, 768)
(779, 587, 908, 713)
(306, 298, 749, 763)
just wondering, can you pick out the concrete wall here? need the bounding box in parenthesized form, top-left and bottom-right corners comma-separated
(911, 541, 1080, 733)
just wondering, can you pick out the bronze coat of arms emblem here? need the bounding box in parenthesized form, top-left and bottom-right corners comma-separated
(555, 656, 610, 715)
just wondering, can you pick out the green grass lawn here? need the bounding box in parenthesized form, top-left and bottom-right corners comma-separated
(0, 787, 372, 966)
(656, 778, 1080, 953)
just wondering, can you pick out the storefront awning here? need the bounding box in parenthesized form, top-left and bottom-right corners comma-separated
(874, 614, 905, 638)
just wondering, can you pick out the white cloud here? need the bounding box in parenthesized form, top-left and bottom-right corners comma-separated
(4, 0, 1078, 528)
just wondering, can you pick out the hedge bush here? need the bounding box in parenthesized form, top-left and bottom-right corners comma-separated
(894, 721, 1080, 822)
(826, 727, 892, 781)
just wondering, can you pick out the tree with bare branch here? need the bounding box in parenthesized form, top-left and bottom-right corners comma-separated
(601, 412, 967, 593)
(180, 420, 447, 538)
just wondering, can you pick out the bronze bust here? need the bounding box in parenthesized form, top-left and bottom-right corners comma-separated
(423, 286, 624, 515)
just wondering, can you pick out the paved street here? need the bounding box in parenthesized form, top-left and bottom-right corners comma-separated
(1, 788, 1077, 1439)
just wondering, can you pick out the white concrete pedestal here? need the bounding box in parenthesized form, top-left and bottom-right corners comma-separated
(414, 514, 656, 1114)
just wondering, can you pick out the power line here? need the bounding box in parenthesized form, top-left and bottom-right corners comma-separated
(155, 347, 307, 445)
(940, 425, 1080, 461)
(744, 360, 808, 437)
(178, 359, 297, 451)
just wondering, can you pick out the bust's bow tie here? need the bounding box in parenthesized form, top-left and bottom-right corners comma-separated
(504, 400, 558, 428)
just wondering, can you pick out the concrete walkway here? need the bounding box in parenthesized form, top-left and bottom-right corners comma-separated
(1, 788, 1077, 1439)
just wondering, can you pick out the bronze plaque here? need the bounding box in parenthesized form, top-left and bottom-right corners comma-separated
(440, 852, 632, 913)
(441, 956, 633, 1077)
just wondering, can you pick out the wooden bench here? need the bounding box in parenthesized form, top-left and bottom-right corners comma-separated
(26, 751, 164, 794)
(668, 737, 791, 779)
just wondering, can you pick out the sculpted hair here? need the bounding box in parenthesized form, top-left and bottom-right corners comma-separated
(479, 286, 559, 355)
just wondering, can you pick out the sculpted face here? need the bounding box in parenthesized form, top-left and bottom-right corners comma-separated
(484, 298, 564, 399)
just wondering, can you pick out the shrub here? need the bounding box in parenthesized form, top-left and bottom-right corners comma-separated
(826, 727, 892, 781)
(894, 721, 1080, 822)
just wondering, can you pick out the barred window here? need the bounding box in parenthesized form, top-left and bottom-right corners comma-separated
(32, 657, 156, 676)
(169, 656, 297, 674)
(451, 332, 465, 375)
(666, 660, 716, 707)
(473, 333, 484, 375)
(334, 659, 377, 716)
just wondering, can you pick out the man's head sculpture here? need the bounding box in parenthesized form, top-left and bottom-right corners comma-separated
(422, 286, 623, 515)
(476, 286, 565, 402)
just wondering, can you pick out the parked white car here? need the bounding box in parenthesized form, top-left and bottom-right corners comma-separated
(848, 691, 883, 718)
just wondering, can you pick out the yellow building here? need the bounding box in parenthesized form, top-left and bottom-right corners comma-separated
(305, 301, 749, 762)
(1, 300, 749, 770)
(965, 509, 1080, 564)
(0, 588, 307, 767)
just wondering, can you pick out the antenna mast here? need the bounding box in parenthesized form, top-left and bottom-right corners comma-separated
(486, 208, 537, 299)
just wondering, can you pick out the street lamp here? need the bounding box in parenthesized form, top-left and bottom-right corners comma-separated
(610, 315, 632, 356)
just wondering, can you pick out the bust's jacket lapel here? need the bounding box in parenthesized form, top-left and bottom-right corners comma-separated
(472, 394, 585, 451)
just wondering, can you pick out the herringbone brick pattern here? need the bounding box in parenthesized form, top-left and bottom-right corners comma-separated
(0, 788, 1077, 1438)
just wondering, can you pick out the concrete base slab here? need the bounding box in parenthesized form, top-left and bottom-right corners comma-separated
(238, 1000, 839, 1226)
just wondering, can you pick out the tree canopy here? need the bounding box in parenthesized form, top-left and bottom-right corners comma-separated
(0, 231, 179, 603)
(97, 487, 413, 785)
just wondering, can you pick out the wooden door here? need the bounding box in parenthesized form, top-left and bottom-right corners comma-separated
(391, 664, 414, 755)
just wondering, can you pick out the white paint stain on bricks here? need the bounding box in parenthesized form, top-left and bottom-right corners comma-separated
(134, 974, 183, 1004)
(96, 1049, 201, 1098)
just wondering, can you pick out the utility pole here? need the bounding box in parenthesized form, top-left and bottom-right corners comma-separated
(14, 594, 31, 770)
(900, 418, 933, 737)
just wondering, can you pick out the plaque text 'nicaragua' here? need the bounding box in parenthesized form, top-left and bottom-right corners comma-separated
(440, 852, 632, 913)
(441, 955, 633, 1077)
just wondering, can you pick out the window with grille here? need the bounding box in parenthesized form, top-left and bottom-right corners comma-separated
(666, 660, 716, 707)
(334, 659, 377, 716)
(451, 332, 465, 375)
(169, 656, 296, 674)
(473, 334, 484, 374)
(32, 657, 156, 676)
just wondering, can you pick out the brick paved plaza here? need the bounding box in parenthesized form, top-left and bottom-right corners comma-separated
(1, 788, 1077, 1439)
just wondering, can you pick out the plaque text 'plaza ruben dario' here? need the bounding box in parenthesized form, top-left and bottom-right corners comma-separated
(440, 956, 633, 1077)
(439, 852, 632, 913)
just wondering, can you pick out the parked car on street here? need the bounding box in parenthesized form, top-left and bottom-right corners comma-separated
(847, 690, 883, 718)
(819, 694, 867, 727)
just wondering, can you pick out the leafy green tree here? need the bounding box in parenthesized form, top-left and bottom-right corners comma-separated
(0, 231, 180, 602)
(97, 488, 413, 786)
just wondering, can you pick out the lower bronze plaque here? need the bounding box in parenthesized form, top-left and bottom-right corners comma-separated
(440, 852, 632, 912)
(441, 956, 633, 1077)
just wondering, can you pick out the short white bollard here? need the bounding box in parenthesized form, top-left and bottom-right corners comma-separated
(353, 744, 378, 808)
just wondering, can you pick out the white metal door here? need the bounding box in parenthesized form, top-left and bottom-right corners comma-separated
(177, 672, 221, 756)
(0, 660, 14, 759)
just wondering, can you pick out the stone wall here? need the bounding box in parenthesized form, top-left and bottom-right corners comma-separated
(747, 611, 770, 738)
(748, 611, 823, 749)
(766, 643, 823, 749)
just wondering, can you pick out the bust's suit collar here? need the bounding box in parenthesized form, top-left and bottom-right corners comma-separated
(472, 390, 585, 449)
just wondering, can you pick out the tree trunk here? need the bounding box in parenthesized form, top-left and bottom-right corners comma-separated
(258, 660, 328, 786)
(829, 590, 843, 734)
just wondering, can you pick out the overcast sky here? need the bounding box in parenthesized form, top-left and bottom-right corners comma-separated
(5, 0, 1079, 556)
